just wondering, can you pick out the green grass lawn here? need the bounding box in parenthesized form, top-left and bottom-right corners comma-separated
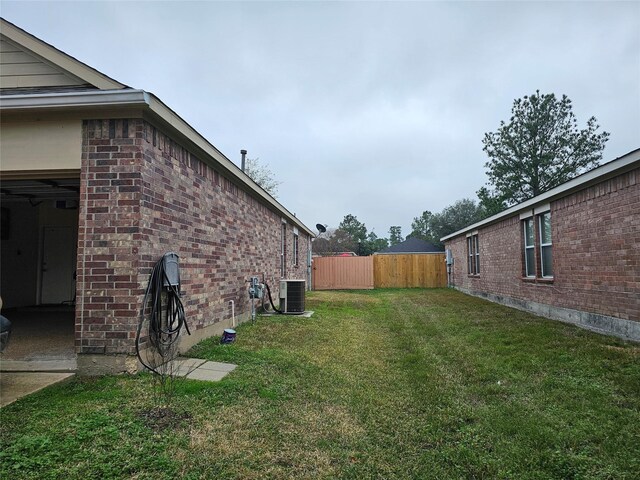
(1, 289, 639, 479)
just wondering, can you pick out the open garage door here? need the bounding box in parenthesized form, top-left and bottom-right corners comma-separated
(0, 176, 79, 366)
(1, 177, 80, 307)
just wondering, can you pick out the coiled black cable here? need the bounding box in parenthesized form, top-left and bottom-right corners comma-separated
(136, 254, 190, 375)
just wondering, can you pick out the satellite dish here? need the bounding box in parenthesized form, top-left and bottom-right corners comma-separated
(316, 224, 327, 233)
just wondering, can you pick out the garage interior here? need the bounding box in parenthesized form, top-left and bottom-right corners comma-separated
(1, 177, 79, 370)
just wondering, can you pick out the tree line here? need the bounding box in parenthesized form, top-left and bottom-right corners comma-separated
(312, 91, 609, 256)
(245, 92, 608, 256)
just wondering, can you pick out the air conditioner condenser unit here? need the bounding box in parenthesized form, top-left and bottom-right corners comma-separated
(279, 279, 305, 314)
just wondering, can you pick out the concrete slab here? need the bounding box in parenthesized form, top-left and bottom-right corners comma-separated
(198, 361, 237, 373)
(0, 372, 75, 407)
(170, 358, 208, 370)
(0, 356, 236, 406)
(172, 358, 237, 382)
(162, 358, 207, 377)
(185, 368, 229, 382)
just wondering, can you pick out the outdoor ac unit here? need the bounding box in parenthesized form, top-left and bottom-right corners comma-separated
(279, 279, 306, 314)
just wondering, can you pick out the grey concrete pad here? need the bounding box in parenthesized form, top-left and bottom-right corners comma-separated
(198, 361, 237, 373)
(0, 372, 75, 407)
(171, 358, 237, 382)
(168, 365, 200, 377)
(163, 358, 207, 376)
(185, 368, 229, 382)
(171, 358, 208, 370)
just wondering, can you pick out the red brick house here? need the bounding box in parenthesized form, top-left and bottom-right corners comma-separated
(442, 148, 639, 341)
(0, 19, 314, 373)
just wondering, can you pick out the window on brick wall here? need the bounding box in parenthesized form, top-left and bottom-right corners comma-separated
(523, 218, 535, 277)
(522, 210, 553, 279)
(467, 234, 479, 275)
(293, 232, 299, 267)
(539, 211, 553, 278)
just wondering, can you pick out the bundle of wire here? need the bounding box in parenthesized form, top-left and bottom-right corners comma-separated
(135, 256, 190, 375)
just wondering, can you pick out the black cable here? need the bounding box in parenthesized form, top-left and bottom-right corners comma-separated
(263, 282, 283, 314)
(136, 255, 190, 375)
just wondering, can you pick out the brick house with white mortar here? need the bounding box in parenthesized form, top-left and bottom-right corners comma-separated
(442, 148, 639, 342)
(0, 19, 314, 373)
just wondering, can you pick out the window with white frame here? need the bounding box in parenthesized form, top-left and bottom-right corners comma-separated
(293, 231, 299, 267)
(522, 210, 553, 279)
(474, 234, 480, 274)
(523, 217, 535, 277)
(467, 234, 479, 275)
(539, 211, 553, 278)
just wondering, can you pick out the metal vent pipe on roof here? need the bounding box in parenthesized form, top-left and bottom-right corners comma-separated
(241, 149, 247, 172)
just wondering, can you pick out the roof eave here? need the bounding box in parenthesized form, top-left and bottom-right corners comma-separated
(440, 148, 640, 242)
(0, 89, 316, 237)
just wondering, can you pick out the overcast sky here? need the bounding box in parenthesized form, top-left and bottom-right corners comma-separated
(2, 1, 639, 237)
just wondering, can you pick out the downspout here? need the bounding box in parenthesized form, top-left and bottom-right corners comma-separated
(307, 237, 312, 291)
(229, 300, 236, 327)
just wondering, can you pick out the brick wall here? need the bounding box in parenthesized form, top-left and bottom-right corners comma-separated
(76, 118, 310, 356)
(446, 167, 639, 330)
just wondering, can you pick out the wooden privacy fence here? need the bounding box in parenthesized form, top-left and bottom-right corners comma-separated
(374, 253, 446, 288)
(312, 256, 374, 290)
(312, 253, 446, 290)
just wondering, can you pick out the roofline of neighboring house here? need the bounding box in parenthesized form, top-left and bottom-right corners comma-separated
(0, 17, 126, 90)
(0, 88, 316, 237)
(440, 148, 640, 242)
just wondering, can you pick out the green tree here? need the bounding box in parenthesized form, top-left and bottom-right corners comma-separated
(312, 228, 355, 256)
(429, 199, 484, 246)
(244, 157, 282, 197)
(388, 226, 403, 246)
(409, 211, 436, 243)
(365, 231, 389, 254)
(477, 187, 507, 219)
(481, 91, 609, 206)
(338, 214, 368, 250)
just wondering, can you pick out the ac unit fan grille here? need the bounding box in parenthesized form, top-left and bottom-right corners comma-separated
(280, 280, 305, 313)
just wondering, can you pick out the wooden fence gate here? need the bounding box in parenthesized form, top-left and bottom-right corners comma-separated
(373, 253, 446, 288)
(312, 253, 446, 290)
(312, 256, 374, 290)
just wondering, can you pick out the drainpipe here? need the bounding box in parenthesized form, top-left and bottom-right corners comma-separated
(307, 237, 312, 291)
(229, 300, 236, 327)
(241, 149, 247, 172)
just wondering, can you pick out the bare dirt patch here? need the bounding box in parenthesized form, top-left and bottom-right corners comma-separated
(138, 406, 192, 432)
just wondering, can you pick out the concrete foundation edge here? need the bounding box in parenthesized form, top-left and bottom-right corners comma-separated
(77, 311, 251, 375)
(454, 287, 640, 343)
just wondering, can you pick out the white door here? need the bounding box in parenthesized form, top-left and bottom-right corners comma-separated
(40, 226, 75, 304)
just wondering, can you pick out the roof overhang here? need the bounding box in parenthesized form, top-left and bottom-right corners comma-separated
(0, 89, 315, 237)
(440, 148, 640, 242)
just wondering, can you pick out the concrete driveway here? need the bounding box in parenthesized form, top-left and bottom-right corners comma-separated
(1, 306, 76, 407)
(1, 371, 75, 407)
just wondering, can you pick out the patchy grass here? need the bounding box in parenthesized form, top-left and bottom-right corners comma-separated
(1, 289, 639, 479)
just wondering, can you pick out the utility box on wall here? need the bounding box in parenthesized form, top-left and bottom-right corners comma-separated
(279, 279, 305, 313)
